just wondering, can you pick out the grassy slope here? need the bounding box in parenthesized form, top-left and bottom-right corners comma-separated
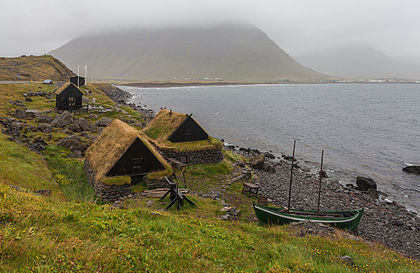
(0, 55, 75, 81)
(0, 83, 419, 272)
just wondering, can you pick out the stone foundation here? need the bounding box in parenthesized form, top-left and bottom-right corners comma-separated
(84, 160, 132, 202)
(160, 148, 223, 165)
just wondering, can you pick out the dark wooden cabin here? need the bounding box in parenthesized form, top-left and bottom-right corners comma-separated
(55, 82, 83, 110)
(69, 76, 86, 86)
(107, 137, 165, 176)
(168, 114, 209, 142)
(85, 119, 172, 183)
(143, 109, 222, 165)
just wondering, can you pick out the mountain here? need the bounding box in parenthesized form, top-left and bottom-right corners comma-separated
(50, 25, 323, 82)
(0, 55, 75, 81)
(296, 45, 420, 79)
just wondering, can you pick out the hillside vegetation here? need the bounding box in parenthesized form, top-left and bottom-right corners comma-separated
(50, 25, 325, 82)
(0, 55, 75, 81)
(0, 82, 419, 272)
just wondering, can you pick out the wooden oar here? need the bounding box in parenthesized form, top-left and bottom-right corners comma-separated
(287, 140, 296, 212)
(317, 150, 324, 213)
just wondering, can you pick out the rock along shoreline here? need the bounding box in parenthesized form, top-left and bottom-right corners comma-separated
(113, 84, 420, 261)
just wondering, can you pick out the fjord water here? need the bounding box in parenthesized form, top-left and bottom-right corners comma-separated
(122, 84, 420, 213)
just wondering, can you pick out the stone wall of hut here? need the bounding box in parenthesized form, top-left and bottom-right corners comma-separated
(84, 160, 132, 202)
(160, 148, 223, 165)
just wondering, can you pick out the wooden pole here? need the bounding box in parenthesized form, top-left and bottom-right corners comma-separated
(287, 140, 296, 212)
(77, 64, 80, 88)
(317, 150, 324, 212)
(182, 166, 187, 188)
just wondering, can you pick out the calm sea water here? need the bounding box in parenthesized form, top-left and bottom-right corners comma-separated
(120, 83, 420, 213)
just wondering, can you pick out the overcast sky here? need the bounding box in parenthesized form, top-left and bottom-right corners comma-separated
(1, 0, 419, 58)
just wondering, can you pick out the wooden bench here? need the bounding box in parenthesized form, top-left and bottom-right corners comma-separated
(242, 182, 260, 197)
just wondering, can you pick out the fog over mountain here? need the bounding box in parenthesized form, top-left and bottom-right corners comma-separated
(296, 45, 420, 79)
(50, 25, 323, 81)
(2, 1, 420, 61)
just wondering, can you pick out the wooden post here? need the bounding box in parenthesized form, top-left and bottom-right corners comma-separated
(287, 140, 296, 212)
(317, 150, 324, 213)
(182, 166, 187, 188)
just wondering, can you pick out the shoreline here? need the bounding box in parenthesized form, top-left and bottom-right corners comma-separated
(115, 80, 420, 88)
(111, 84, 420, 260)
(119, 81, 282, 88)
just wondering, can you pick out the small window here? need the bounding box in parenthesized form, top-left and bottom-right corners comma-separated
(68, 97, 76, 107)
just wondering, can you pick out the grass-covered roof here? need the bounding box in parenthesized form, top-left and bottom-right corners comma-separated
(143, 109, 222, 152)
(85, 119, 172, 182)
(55, 82, 82, 95)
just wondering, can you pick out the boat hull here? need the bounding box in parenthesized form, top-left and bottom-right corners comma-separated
(253, 203, 364, 230)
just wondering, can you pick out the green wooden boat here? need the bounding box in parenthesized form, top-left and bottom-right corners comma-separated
(253, 202, 364, 230)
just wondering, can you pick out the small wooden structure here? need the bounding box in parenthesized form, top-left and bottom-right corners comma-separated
(55, 82, 83, 111)
(70, 76, 86, 86)
(160, 177, 195, 210)
(242, 182, 260, 197)
(167, 157, 187, 187)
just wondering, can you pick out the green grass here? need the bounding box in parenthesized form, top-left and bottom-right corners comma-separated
(0, 184, 419, 272)
(186, 159, 233, 178)
(82, 84, 115, 108)
(131, 181, 148, 193)
(43, 145, 96, 202)
(102, 176, 131, 186)
(0, 134, 62, 199)
(223, 149, 243, 162)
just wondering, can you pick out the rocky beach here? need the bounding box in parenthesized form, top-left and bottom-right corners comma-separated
(244, 149, 420, 260)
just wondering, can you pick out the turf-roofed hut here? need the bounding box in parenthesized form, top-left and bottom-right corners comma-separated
(55, 82, 83, 111)
(143, 109, 223, 164)
(84, 119, 172, 202)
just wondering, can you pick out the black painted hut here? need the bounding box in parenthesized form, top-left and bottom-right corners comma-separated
(143, 109, 223, 164)
(55, 82, 83, 110)
(69, 76, 86, 86)
(168, 114, 209, 142)
(85, 119, 172, 190)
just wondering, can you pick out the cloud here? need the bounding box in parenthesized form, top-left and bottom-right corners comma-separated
(0, 0, 419, 57)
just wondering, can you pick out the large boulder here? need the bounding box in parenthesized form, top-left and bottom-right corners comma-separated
(14, 109, 41, 119)
(67, 123, 82, 132)
(57, 135, 87, 156)
(356, 176, 377, 191)
(25, 110, 40, 118)
(75, 118, 91, 131)
(250, 154, 265, 170)
(14, 109, 26, 119)
(37, 123, 52, 133)
(51, 111, 73, 128)
(96, 117, 112, 127)
(402, 166, 420, 174)
(36, 114, 54, 123)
